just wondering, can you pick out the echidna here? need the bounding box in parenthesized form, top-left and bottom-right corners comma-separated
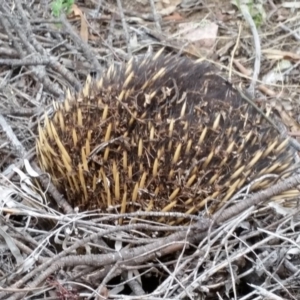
(36, 50, 298, 224)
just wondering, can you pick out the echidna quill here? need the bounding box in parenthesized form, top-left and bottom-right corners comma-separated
(36, 50, 298, 224)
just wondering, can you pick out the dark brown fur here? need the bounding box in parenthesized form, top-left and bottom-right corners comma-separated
(36, 52, 296, 224)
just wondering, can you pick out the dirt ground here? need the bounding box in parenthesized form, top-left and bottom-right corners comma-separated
(0, 0, 300, 299)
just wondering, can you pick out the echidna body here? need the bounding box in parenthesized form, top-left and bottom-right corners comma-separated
(36, 51, 297, 223)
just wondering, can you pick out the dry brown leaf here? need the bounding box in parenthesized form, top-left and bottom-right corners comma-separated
(258, 85, 276, 97)
(156, 0, 181, 16)
(262, 49, 300, 61)
(163, 12, 184, 21)
(274, 103, 300, 133)
(233, 59, 252, 76)
(177, 21, 218, 49)
(70, 4, 89, 42)
(156, 0, 182, 9)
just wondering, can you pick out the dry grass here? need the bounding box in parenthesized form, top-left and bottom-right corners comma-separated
(0, 0, 300, 299)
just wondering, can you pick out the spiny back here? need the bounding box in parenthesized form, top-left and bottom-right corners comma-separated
(36, 51, 296, 224)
